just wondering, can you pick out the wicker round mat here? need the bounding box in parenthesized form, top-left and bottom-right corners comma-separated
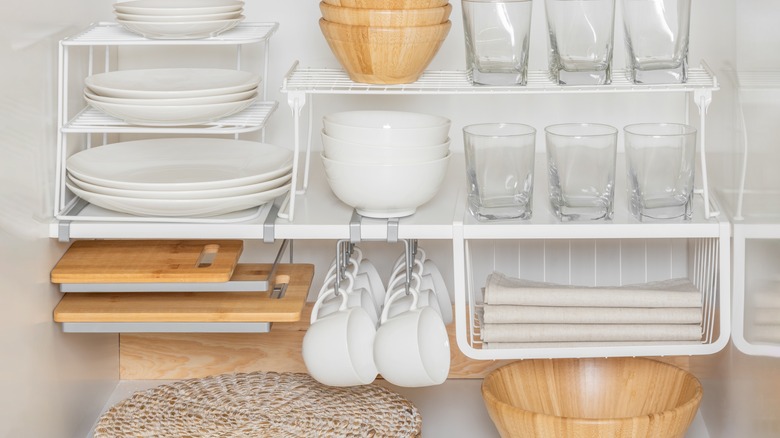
(94, 372, 422, 438)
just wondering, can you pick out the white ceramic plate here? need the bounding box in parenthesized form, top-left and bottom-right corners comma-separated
(66, 138, 294, 191)
(85, 95, 254, 126)
(114, 0, 243, 16)
(67, 181, 290, 217)
(117, 17, 243, 39)
(67, 171, 291, 200)
(85, 68, 259, 99)
(84, 87, 257, 106)
(114, 11, 241, 22)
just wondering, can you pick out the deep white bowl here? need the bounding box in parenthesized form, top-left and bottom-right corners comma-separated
(323, 110, 450, 147)
(321, 153, 451, 218)
(321, 130, 450, 164)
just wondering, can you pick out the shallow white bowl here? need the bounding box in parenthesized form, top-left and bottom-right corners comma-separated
(114, 0, 244, 16)
(117, 16, 243, 39)
(323, 110, 450, 147)
(114, 11, 241, 22)
(321, 130, 450, 164)
(85, 95, 254, 126)
(321, 153, 451, 218)
(84, 88, 256, 106)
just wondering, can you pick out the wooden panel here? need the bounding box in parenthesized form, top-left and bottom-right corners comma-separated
(51, 240, 243, 283)
(120, 303, 512, 380)
(54, 264, 314, 323)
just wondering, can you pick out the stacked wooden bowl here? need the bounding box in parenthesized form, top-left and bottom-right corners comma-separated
(319, 0, 452, 84)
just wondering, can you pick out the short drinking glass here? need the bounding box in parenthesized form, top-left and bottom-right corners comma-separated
(464, 123, 536, 220)
(545, 123, 617, 221)
(545, 0, 617, 85)
(462, 0, 533, 86)
(622, 0, 692, 84)
(624, 123, 696, 221)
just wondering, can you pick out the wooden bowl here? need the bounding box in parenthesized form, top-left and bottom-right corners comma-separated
(322, 0, 449, 9)
(320, 2, 452, 27)
(319, 18, 451, 84)
(482, 358, 703, 438)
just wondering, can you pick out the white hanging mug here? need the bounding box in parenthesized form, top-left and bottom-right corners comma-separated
(373, 287, 450, 388)
(302, 286, 378, 387)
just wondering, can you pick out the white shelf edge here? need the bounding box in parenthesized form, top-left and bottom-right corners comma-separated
(61, 322, 272, 333)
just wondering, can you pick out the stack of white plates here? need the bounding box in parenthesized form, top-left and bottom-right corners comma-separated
(65, 138, 293, 217)
(114, 0, 245, 39)
(84, 68, 259, 126)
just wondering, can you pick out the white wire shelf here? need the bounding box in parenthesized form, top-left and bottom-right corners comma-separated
(61, 22, 279, 46)
(62, 101, 277, 134)
(282, 63, 719, 95)
(737, 71, 780, 89)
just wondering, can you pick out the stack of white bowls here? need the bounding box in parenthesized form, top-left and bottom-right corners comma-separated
(113, 0, 245, 39)
(84, 68, 259, 126)
(321, 110, 452, 218)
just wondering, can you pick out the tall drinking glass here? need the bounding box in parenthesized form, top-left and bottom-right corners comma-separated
(545, 123, 617, 221)
(622, 0, 692, 84)
(624, 123, 696, 221)
(462, 0, 534, 86)
(545, 0, 616, 85)
(464, 123, 536, 220)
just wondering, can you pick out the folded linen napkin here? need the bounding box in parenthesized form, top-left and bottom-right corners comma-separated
(754, 308, 780, 324)
(480, 323, 702, 343)
(483, 340, 698, 349)
(481, 305, 702, 325)
(484, 272, 701, 308)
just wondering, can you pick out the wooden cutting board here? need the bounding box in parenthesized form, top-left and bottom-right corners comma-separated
(50, 240, 243, 284)
(53, 264, 314, 323)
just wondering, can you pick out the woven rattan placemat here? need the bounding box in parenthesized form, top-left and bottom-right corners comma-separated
(94, 372, 422, 438)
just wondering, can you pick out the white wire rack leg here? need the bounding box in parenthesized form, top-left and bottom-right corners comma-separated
(693, 88, 719, 218)
(278, 91, 313, 221)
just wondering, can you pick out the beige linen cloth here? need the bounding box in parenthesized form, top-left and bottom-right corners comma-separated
(483, 272, 701, 307)
(484, 340, 697, 349)
(482, 305, 702, 324)
(480, 323, 702, 343)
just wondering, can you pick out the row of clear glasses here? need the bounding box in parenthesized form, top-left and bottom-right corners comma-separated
(464, 122, 697, 222)
(462, 0, 692, 86)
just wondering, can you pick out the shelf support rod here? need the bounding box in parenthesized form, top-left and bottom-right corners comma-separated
(693, 89, 718, 218)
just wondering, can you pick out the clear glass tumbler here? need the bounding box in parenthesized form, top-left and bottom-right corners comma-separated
(462, 0, 533, 86)
(622, 0, 692, 84)
(464, 123, 536, 220)
(544, 0, 616, 85)
(545, 123, 617, 221)
(624, 123, 696, 221)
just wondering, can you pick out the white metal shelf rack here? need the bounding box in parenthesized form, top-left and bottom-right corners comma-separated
(729, 72, 780, 357)
(280, 60, 721, 221)
(53, 22, 281, 241)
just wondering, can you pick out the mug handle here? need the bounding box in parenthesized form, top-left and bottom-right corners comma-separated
(385, 270, 423, 305)
(319, 267, 356, 297)
(389, 258, 425, 284)
(310, 286, 350, 325)
(391, 247, 427, 272)
(380, 286, 420, 325)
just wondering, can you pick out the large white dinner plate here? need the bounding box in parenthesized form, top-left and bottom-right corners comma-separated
(66, 138, 294, 191)
(114, 11, 241, 22)
(85, 95, 254, 126)
(67, 171, 291, 200)
(66, 181, 290, 217)
(84, 87, 257, 106)
(114, 0, 244, 16)
(117, 16, 243, 39)
(85, 68, 259, 99)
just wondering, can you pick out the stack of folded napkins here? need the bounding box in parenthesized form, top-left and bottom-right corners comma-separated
(480, 272, 703, 349)
(749, 288, 780, 343)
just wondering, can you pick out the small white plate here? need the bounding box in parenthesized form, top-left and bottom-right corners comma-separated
(114, 0, 243, 16)
(85, 94, 254, 126)
(67, 172, 291, 200)
(67, 181, 290, 217)
(84, 87, 257, 106)
(66, 138, 294, 191)
(114, 11, 241, 22)
(117, 17, 243, 39)
(85, 68, 259, 99)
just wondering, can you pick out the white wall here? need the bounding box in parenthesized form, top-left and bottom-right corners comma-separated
(0, 2, 119, 438)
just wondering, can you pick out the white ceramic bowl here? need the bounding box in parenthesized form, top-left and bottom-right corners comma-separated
(323, 110, 450, 147)
(321, 130, 450, 164)
(321, 152, 451, 218)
